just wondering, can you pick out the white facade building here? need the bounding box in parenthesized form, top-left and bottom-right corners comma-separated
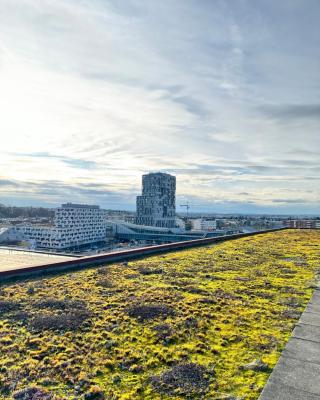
(0, 226, 24, 243)
(14, 203, 106, 249)
(191, 218, 217, 231)
(136, 172, 176, 228)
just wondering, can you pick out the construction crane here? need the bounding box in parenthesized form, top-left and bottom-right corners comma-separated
(180, 202, 212, 225)
(180, 203, 190, 219)
(180, 203, 191, 230)
(180, 203, 204, 217)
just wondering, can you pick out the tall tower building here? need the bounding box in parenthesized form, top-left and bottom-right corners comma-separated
(136, 172, 176, 228)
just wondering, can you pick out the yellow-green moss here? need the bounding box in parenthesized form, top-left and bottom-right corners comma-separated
(0, 230, 319, 399)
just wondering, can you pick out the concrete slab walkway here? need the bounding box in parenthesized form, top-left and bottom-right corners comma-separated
(259, 288, 320, 400)
(0, 248, 75, 272)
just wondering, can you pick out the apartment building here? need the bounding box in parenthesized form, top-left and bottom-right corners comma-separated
(136, 172, 176, 228)
(16, 203, 106, 249)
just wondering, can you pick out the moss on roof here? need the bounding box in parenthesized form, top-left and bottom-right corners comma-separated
(0, 230, 319, 399)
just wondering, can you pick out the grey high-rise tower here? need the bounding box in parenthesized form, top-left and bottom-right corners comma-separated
(136, 172, 176, 228)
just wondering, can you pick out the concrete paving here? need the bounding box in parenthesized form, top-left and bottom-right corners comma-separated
(0, 248, 74, 272)
(259, 287, 320, 399)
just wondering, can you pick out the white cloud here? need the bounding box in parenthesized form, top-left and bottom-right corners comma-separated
(0, 0, 319, 212)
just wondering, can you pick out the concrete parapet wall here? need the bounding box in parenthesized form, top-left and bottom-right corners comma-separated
(0, 228, 288, 281)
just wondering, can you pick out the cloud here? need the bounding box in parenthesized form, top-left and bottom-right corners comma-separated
(14, 152, 98, 169)
(0, 0, 319, 213)
(272, 199, 308, 204)
(0, 177, 136, 209)
(0, 179, 19, 187)
(259, 104, 320, 121)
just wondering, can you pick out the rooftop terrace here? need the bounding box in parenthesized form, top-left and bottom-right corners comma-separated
(0, 230, 319, 399)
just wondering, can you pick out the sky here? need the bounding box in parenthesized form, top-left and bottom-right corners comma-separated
(0, 0, 319, 214)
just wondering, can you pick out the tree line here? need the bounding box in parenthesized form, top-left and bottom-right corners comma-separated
(0, 204, 54, 219)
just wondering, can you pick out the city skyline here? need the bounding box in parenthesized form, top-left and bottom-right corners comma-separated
(0, 0, 319, 214)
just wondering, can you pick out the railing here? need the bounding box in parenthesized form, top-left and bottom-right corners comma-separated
(0, 228, 288, 281)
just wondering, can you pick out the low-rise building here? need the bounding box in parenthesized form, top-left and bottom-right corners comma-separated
(175, 217, 186, 230)
(0, 226, 24, 243)
(283, 219, 319, 229)
(191, 218, 217, 231)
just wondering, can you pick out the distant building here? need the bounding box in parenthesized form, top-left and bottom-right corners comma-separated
(0, 226, 24, 243)
(104, 210, 135, 223)
(175, 217, 186, 230)
(191, 218, 217, 231)
(136, 172, 176, 228)
(284, 219, 319, 229)
(14, 203, 106, 249)
(107, 220, 222, 243)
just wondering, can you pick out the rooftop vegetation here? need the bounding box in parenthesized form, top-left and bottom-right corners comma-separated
(0, 230, 319, 400)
